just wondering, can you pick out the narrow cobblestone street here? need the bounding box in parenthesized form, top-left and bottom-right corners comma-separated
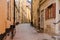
(13, 23, 54, 40)
(0, 0, 60, 40)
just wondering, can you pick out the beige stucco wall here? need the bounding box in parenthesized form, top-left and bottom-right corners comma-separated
(57, 0, 60, 34)
(15, 7, 19, 23)
(59, 0, 60, 10)
(20, 0, 23, 23)
(55, 0, 60, 34)
(32, 0, 39, 27)
(58, 0, 60, 20)
(40, 0, 60, 35)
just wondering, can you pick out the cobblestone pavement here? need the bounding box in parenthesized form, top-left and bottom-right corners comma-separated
(13, 23, 54, 40)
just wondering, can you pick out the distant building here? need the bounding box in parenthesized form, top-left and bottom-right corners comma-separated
(15, 0, 20, 24)
(20, 0, 31, 23)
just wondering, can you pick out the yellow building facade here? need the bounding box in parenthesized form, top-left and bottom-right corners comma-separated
(31, 0, 40, 32)
(20, 0, 31, 23)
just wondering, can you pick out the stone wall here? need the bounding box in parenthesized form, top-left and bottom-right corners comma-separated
(40, 0, 60, 35)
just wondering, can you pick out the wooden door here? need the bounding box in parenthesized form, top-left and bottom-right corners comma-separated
(40, 10, 44, 32)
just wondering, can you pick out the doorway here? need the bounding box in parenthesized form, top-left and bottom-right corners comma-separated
(40, 10, 45, 32)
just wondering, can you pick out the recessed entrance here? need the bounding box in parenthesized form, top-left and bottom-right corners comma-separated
(40, 10, 44, 32)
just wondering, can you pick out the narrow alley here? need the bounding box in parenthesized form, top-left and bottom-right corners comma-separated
(0, 0, 60, 40)
(13, 23, 54, 40)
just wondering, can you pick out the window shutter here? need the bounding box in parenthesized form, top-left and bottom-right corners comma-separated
(52, 3, 56, 18)
(45, 8, 49, 20)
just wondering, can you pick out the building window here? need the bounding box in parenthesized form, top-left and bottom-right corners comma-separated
(48, 5, 52, 18)
(45, 3, 56, 20)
